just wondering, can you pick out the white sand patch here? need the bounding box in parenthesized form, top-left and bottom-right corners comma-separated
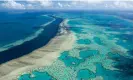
(0, 31, 76, 80)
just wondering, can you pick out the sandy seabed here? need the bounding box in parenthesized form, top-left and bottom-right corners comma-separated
(0, 30, 76, 80)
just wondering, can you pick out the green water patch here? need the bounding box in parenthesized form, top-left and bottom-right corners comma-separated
(107, 52, 133, 79)
(128, 50, 133, 56)
(107, 52, 121, 60)
(116, 39, 133, 50)
(70, 27, 86, 34)
(59, 51, 84, 67)
(93, 37, 104, 45)
(107, 52, 124, 66)
(68, 19, 90, 26)
(95, 63, 121, 80)
(106, 34, 117, 40)
(77, 69, 95, 80)
(79, 50, 99, 59)
(77, 39, 91, 45)
(68, 20, 82, 25)
(19, 74, 31, 80)
(19, 71, 55, 80)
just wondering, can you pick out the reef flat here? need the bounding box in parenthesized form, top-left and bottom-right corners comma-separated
(18, 12, 133, 80)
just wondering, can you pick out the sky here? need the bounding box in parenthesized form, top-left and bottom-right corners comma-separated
(0, 0, 133, 10)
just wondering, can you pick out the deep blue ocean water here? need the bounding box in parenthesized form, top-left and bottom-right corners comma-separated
(0, 12, 53, 50)
(0, 12, 63, 64)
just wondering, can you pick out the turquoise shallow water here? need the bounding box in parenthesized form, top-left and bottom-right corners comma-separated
(79, 50, 99, 59)
(77, 39, 91, 45)
(19, 71, 55, 80)
(19, 12, 133, 80)
(93, 37, 104, 45)
(77, 69, 95, 79)
(59, 51, 84, 67)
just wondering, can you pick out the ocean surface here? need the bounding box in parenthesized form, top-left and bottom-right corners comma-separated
(0, 12, 63, 63)
(0, 12, 54, 51)
(0, 11, 133, 80)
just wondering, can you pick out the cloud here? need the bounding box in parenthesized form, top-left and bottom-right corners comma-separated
(26, 4, 34, 9)
(75, 0, 104, 3)
(0, 0, 133, 10)
(58, 2, 63, 8)
(113, 0, 133, 9)
(1, 0, 25, 9)
(26, 0, 52, 7)
(1, 0, 53, 10)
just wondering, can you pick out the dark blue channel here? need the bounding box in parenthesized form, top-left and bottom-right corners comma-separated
(0, 17, 63, 64)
